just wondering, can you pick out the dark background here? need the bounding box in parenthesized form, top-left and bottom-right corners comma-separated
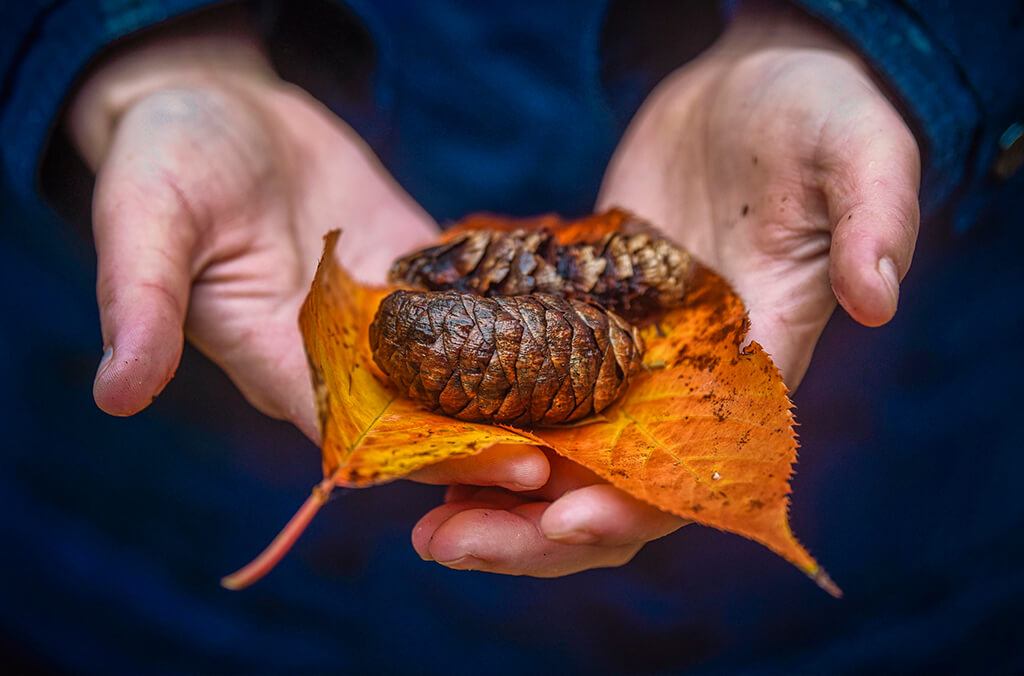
(2, 0, 1023, 672)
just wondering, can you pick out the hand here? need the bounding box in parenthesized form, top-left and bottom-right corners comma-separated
(410, 0, 922, 576)
(67, 11, 576, 575)
(599, 0, 921, 386)
(67, 8, 439, 440)
(67, 12, 573, 572)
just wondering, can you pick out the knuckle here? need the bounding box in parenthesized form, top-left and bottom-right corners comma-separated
(752, 217, 806, 257)
(883, 198, 920, 243)
(607, 545, 642, 568)
(96, 274, 186, 323)
(125, 88, 227, 133)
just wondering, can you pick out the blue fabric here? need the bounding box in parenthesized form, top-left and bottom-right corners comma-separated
(0, 0, 221, 209)
(4, 1, 1024, 220)
(342, 0, 618, 221)
(789, 0, 1024, 224)
(1, 0, 1022, 672)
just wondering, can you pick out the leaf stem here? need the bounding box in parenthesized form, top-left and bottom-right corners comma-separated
(220, 476, 336, 590)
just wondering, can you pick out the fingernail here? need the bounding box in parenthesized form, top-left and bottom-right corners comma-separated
(545, 530, 599, 545)
(498, 481, 542, 492)
(877, 257, 900, 309)
(436, 554, 488, 569)
(543, 500, 595, 542)
(492, 453, 548, 491)
(96, 346, 114, 378)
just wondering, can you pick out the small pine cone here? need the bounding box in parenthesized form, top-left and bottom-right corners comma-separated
(369, 290, 645, 426)
(388, 212, 693, 321)
(387, 228, 567, 298)
(558, 226, 694, 321)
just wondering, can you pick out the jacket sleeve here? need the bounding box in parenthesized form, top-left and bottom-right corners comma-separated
(0, 0, 227, 210)
(787, 0, 1024, 228)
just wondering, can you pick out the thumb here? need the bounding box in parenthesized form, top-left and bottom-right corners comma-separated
(91, 134, 196, 416)
(823, 107, 921, 327)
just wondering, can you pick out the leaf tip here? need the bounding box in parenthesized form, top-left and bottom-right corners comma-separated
(810, 567, 843, 599)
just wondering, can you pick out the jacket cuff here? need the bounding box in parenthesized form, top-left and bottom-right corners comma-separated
(785, 0, 980, 216)
(0, 0, 224, 208)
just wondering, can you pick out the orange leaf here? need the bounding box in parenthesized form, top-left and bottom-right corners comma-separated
(534, 264, 838, 597)
(224, 217, 837, 597)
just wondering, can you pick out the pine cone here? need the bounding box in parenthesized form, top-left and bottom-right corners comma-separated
(369, 290, 644, 426)
(388, 212, 693, 322)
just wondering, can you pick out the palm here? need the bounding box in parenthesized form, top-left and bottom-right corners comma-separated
(95, 84, 438, 435)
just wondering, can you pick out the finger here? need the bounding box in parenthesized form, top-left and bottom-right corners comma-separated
(442, 486, 531, 507)
(742, 271, 836, 390)
(539, 483, 688, 546)
(511, 447, 605, 501)
(446, 482, 683, 549)
(445, 484, 478, 502)
(412, 493, 533, 560)
(90, 136, 196, 416)
(822, 104, 921, 327)
(408, 444, 550, 491)
(442, 447, 605, 502)
(417, 502, 640, 576)
(442, 448, 604, 504)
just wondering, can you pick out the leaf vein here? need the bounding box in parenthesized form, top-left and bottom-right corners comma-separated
(620, 410, 716, 495)
(345, 394, 398, 461)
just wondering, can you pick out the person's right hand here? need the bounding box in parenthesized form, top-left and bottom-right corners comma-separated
(67, 9, 443, 442)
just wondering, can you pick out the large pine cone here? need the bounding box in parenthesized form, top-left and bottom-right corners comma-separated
(369, 290, 644, 426)
(388, 212, 692, 322)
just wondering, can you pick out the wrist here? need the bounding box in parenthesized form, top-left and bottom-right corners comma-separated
(66, 6, 277, 169)
(710, 0, 871, 74)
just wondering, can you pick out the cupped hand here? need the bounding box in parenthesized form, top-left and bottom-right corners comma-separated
(600, 0, 921, 386)
(67, 12, 439, 440)
(410, 0, 922, 576)
(68, 14, 568, 570)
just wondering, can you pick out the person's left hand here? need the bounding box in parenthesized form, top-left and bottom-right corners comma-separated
(598, 1, 921, 386)
(410, 0, 921, 576)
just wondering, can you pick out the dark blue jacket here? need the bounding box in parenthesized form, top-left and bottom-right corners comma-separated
(3, 1, 1023, 219)
(1, 1, 1022, 673)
